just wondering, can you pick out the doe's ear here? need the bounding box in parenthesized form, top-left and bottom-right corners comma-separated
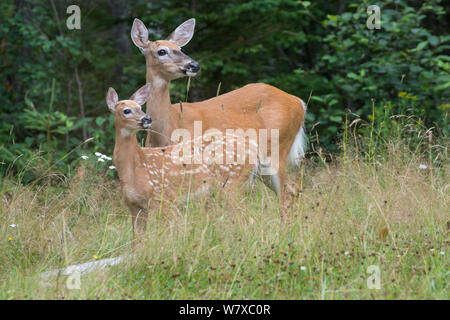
(166, 18, 195, 47)
(131, 18, 150, 51)
(130, 83, 151, 106)
(106, 88, 119, 113)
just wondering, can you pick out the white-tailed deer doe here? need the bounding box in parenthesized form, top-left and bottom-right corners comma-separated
(107, 84, 272, 240)
(131, 18, 307, 210)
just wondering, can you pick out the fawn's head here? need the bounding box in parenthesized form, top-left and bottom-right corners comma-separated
(106, 84, 153, 135)
(131, 18, 200, 81)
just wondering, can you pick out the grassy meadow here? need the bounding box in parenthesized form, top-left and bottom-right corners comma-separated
(0, 119, 448, 300)
(2, 0, 449, 302)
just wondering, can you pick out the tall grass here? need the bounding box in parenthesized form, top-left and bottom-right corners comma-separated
(0, 110, 448, 299)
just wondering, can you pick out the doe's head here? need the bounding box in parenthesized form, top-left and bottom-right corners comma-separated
(106, 84, 153, 133)
(131, 18, 200, 80)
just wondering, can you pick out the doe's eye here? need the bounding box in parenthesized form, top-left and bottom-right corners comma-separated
(123, 109, 132, 115)
(157, 49, 168, 56)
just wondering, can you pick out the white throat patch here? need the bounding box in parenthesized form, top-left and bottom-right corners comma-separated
(120, 128, 132, 137)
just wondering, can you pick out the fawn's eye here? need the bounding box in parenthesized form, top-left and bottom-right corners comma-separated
(123, 109, 132, 115)
(157, 49, 168, 56)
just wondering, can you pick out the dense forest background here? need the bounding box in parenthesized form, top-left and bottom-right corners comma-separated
(0, 0, 449, 181)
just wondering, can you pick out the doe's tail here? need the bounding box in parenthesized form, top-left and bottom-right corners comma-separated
(286, 98, 308, 168)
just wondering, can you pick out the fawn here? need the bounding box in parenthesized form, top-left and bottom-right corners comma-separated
(107, 84, 267, 240)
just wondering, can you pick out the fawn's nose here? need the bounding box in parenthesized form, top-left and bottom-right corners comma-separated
(187, 61, 200, 73)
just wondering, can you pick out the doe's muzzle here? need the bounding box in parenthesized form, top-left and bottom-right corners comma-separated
(184, 60, 200, 76)
(140, 115, 152, 129)
(188, 61, 200, 73)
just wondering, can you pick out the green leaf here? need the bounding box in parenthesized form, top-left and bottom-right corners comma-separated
(96, 117, 105, 126)
(413, 41, 428, 52)
(347, 72, 359, 80)
(428, 35, 438, 46)
(329, 115, 342, 123)
(301, 1, 310, 8)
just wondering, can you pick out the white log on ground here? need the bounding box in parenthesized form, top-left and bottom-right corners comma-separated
(40, 256, 127, 280)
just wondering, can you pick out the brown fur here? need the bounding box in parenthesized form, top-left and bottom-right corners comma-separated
(108, 86, 264, 242)
(131, 19, 305, 220)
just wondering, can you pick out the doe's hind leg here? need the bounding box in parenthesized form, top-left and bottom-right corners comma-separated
(260, 164, 296, 222)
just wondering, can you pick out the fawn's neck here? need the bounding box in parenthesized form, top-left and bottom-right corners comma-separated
(113, 129, 144, 186)
(145, 67, 174, 147)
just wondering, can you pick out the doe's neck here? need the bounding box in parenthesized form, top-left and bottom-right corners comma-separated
(145, 66, 174, 146)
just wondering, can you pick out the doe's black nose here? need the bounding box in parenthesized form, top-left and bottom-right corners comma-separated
(142, 115, 152, 124)
(188, 61, 200, 72)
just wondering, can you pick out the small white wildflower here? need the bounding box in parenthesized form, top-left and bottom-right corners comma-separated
(300, 266, 307, 271)
(344, 251, 350, 255)
(108, 165, 116, 170)
(353, 236, 357, 240)
(101, 154, 112, 161)
(98, 158, 105, 162)
(430, 248, 435, 252)
(439, 251, 444, 255)
(80, 155, 89, 160)
(9, 224, 17, 228)
(419, 164, 427, 169)
(95, 152, 102, 157)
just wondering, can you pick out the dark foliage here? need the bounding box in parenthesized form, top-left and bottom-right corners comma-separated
(0, 0, 448, 181)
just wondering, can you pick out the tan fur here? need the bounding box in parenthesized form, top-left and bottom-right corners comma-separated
(131, 20, 305, 221)
(109, 90, 265, 241)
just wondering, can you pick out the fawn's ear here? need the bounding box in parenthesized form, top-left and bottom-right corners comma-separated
(166, 18, 195, 47)
(131, 18, 150, 51)
(130, 83, 151, 106)
(106, 88, 119, 112)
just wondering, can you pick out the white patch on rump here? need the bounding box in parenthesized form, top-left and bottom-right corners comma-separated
(287, 99, 308, 168)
